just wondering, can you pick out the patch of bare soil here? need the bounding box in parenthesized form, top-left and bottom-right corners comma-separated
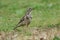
(0, 27, 60, 40)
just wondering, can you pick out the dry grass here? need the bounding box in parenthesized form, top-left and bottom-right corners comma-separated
(0, 27, 60, 40)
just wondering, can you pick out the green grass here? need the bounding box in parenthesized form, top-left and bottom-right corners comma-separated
(0, 0, 60, 31)
(53, 36, 60, 40)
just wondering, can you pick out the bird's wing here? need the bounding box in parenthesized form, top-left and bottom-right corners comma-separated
(17, 17, 24, 25)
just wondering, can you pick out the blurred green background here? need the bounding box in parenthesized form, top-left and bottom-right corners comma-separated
(0, 0, 60, 31)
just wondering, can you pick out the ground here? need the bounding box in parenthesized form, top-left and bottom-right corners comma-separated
(0, 0, 60, 40)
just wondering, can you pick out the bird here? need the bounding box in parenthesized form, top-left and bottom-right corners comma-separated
(13, 8, 33, 30)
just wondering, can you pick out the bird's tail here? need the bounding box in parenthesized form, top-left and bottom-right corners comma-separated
(13, 24, 21, 30)
(13, 26, 18, 30)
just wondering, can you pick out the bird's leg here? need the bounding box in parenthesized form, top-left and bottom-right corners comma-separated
(24, 23, 28, 33)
